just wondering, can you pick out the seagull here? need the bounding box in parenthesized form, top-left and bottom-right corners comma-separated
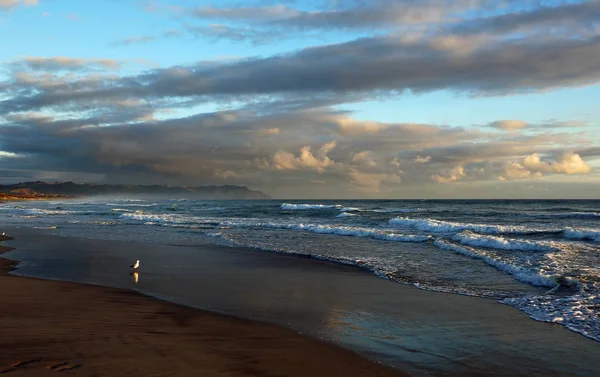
(129, 259, 140, 270)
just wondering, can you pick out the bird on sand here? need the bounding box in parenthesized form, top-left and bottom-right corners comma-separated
(129, 259, 140, 270)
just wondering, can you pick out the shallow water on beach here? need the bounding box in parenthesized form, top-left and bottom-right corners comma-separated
(4, 231, 600, 377)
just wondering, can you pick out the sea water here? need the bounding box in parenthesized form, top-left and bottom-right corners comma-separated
(1, 198, 599, 343)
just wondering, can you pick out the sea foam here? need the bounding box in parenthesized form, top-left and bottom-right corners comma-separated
(563, 227, 600, 243)
(281, 203, 342, 210)
(452, 231, 558, 252)
(390, 217, 553, 235)
(434, 240, 556, 287)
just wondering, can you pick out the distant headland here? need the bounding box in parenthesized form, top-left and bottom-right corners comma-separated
(0, 181, 271, 201)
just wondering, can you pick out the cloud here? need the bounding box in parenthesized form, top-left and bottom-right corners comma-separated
(500, 152, 592, 180)
(550, 152, 593, 174)
(0, 101, 595, 196)
(4, 30, 600, 116)
(451, 1, 600, 37)
(111, 35, 156, 46)
(270, 141, 338, 173)
(0, 0, 37, 10)
(191, 5, 299, 22)
(186, 1, 500, 30)
(18, 56, 121, 71)
(178, 0, 600, 45)
(1, 0, 599, 197)
(414, 155, 431, 163)
(431, 165, 466, 183)
(185, 24, 276, 45)
(489, 120, 528, 132)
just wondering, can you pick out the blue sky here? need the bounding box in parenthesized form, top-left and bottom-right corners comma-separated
(1, 0, 599, 198)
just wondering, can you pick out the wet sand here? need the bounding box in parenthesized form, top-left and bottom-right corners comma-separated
(3, 230, 600, 377)
(0, 235, 404, 377)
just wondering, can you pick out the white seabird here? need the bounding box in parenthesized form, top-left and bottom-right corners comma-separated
(129, 259, 140, 270)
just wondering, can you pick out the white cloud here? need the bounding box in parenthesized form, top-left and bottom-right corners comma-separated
(500, 152, 592, 180)
(551, 152, 592, 174)
(431, 165, 466, 183)
(270, 141, 337, 173)
(351, 151, 377, 167)
(414, 155, 431, 163)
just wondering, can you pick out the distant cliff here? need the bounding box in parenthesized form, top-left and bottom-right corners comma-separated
(0, 181, 271, 200)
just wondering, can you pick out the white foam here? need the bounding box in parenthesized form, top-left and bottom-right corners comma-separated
(529, 212, 600, 219)
(563, 227, 600, 243)
(452, 231, 558, 252)
(23, 209, 78, 216)
(340, 207, 361, 212)
(390, 217, 552, 235)
(281, 203, 342, 210)
(120, 212, 429, 243)
(434, 240, 556, 287)
(220, 221, 432, 243)
(504, 284, 600, 342)
(336, 212, 356, 218)
(120, 212, 206, 225)
(373, 208, 421, 213)
(106, 202, 157, 207)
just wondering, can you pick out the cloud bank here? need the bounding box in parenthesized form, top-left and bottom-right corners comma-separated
(0, 0, 599, 197)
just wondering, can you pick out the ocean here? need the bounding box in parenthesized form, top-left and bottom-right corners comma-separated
(1, 198, 598, 345)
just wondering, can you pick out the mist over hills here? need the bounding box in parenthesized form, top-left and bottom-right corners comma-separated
(0, 181, 271, 200)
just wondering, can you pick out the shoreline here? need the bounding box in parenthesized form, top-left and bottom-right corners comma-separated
(0, 235, 406, 377)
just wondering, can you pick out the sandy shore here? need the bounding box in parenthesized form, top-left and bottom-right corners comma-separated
(0, 235, 405, 377)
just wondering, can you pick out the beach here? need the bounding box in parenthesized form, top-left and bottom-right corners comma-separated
(2, 227, 600, 377)
(0, 234, 404, 377)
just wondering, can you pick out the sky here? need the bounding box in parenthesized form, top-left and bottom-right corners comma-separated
(1, 0, 599, 199)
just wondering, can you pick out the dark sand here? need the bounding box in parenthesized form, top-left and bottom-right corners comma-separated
(0, 235, 404, 377)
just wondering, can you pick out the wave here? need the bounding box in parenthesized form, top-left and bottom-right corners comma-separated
(281, 203, 342, 210)
(220, 221, 432, 243)
(452, 231, 558, 252)
(373, 208, 421, 213)
(519, 212, 600, 219)
(23, 209, 81, 216)
(563, 228, 600, 243)
(106, 202, 157, 207)
(434, 240, 556, 287)
(389, 217, 556, 235)
(504, 287, 600, 342)
(336, 212, 356, 218)
(120, 212, 429, 243)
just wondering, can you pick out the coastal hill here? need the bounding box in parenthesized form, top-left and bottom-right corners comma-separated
(0, 181, 271, 200)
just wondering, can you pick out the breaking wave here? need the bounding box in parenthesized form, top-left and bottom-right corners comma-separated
(452, 231, 559, 252)
(390, 217, 557, 235)
(434, 240, 556, 287)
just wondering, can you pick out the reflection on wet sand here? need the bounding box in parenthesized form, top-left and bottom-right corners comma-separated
(132, 271, 138, 284)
